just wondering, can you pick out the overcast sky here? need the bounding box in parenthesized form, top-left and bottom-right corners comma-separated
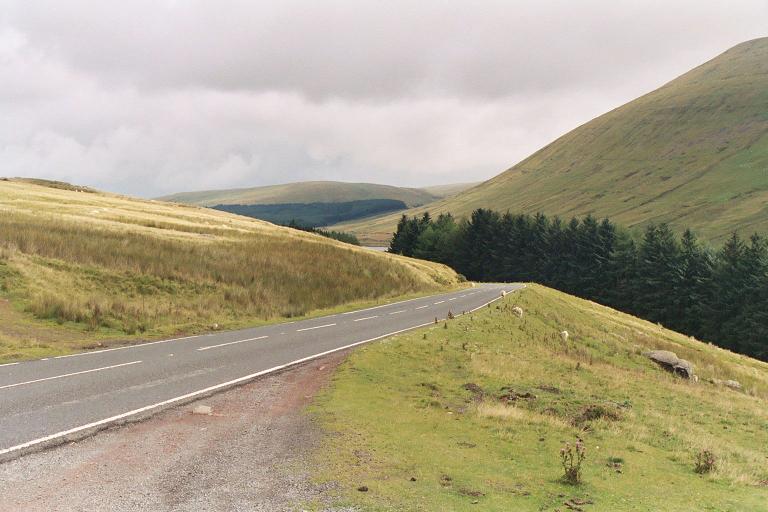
(1, 1, 766, 197)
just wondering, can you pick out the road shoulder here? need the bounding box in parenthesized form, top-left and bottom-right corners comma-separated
(0, 352, 350, 512)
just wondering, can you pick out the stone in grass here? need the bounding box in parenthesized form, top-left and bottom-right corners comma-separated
(357, 485, 368, 492)
(646, 350, 695, 379)
(192, 405, 213, 415)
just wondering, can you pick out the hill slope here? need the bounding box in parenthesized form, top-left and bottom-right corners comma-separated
(159, 181, 446, 208)
(313, 284, 768, 510)
(339, 38, 768, 244)
(0, 178, 460, 361)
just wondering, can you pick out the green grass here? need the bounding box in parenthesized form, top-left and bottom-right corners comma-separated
(338, 38, 768, 245)
(310, 285, 768, 511)
(158, 180, 450, 208)
(0, 179, 460, 362)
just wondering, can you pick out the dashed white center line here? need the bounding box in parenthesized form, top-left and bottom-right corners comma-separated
(296, 323, 336, 332)
(354, 316, 378, 322)
(459, 295, 467, 298)
(434, 300, 445, 305)
(0, 360, 142, 390)
(415, 305, 429, 310)
(448, 298, 457, 301)
(0, 362, 19, 368)
(388, 310, 406, 315)
(197, 335, 269, 352)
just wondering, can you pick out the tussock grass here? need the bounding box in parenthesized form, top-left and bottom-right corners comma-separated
(311, 285, 768, 511)
(0, 179, 459, 361)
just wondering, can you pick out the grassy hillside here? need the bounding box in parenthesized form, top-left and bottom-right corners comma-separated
(311, 285, 768, 511)
(158, 181, 443, 208)
(339, 38, 768, 245)
(0, 179, 460, 362)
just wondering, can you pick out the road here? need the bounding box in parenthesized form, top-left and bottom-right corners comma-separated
(0, 282, 519, 461)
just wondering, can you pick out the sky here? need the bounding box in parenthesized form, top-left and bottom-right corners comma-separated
(1, 1, 766, 197)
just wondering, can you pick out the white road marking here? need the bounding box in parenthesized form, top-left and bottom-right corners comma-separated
(0, 287, 517, 460)
(448, 298, 456, 301)
(415, 305, 429, 310)
(0, 362, 19, 368)
(388, 310, 406, 315)
(53, 335, 203, 359)
(434, 300, 445, 305)
(296, 323, 336, 332)
(0, 361, 142, 390)
(354, 316, 378, 322)
(459, 295, 467, 298)
(197, 336, 269, 352)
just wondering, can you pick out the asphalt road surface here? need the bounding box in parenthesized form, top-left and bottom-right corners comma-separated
(0, 282, 520, 461)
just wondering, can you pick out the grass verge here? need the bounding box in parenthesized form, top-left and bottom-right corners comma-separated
(310, 285, 768, 511)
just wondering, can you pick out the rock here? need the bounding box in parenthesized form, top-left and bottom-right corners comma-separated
(192, 405, 213, 415)
(512, 306, 524, 318)
(723, 379, 742, 390)
(646, 350, 695, 379)
(560, 330, 569, 342)
(357, 486, 368, 492)
(501, 291, 507, 297)
(211, 323, 219, 330)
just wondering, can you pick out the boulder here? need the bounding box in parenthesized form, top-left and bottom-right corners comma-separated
(512, 306, 524, 319)
(560, 330, 569, 342)
(646, 350, 695, 379)
(723, 379, 742, 390)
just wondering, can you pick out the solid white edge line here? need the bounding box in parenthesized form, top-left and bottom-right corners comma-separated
(0, 362, 20, 368)
(0, 361, 143, 390)
(296, 323, 336, 332)
(353, 316, 378, 322)
(196, 335, 269, 352)
(0, 284, 519, 459)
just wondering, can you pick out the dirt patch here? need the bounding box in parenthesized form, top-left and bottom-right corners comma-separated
(0, 351, 351, 512)
(572, 404, 622, 427)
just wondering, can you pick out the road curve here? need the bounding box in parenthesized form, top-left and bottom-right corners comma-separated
(0, 283, 521, 461)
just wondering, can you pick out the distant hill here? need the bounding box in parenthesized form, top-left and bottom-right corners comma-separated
(0, 178, 459, 362)
(159, 180, 477, 228)
(338, 38, 768, 244)
(159, 181, 447, 208)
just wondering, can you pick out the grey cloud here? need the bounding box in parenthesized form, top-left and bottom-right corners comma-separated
(0, 1, 766, 197)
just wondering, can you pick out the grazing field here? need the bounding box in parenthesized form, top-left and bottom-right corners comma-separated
(0, 179, 460, 362)
(311, 285, 768, 511)
(338, 37, 768, 245)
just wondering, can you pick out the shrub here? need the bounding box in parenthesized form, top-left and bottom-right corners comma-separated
(695, 449, 716, 474)
(560, 439, 586, 484)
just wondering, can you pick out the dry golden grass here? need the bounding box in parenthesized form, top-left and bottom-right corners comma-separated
(0, 179, 460, 361)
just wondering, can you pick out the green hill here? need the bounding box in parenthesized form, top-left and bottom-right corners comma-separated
(0, 178, 460, 362)
(159, 181, 446, 208)
(338, 38, 768, 244)
(312, 284, 768, 510)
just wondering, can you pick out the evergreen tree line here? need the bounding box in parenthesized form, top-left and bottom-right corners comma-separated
(389, 210, 768, 361)
(285, 219, 360, 245)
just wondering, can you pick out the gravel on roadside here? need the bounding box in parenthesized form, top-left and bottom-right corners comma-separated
(0, 352, 354, 512)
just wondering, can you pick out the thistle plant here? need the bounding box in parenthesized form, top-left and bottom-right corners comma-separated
(694, 449, 716, 474)
(560, 439, 586, 484)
